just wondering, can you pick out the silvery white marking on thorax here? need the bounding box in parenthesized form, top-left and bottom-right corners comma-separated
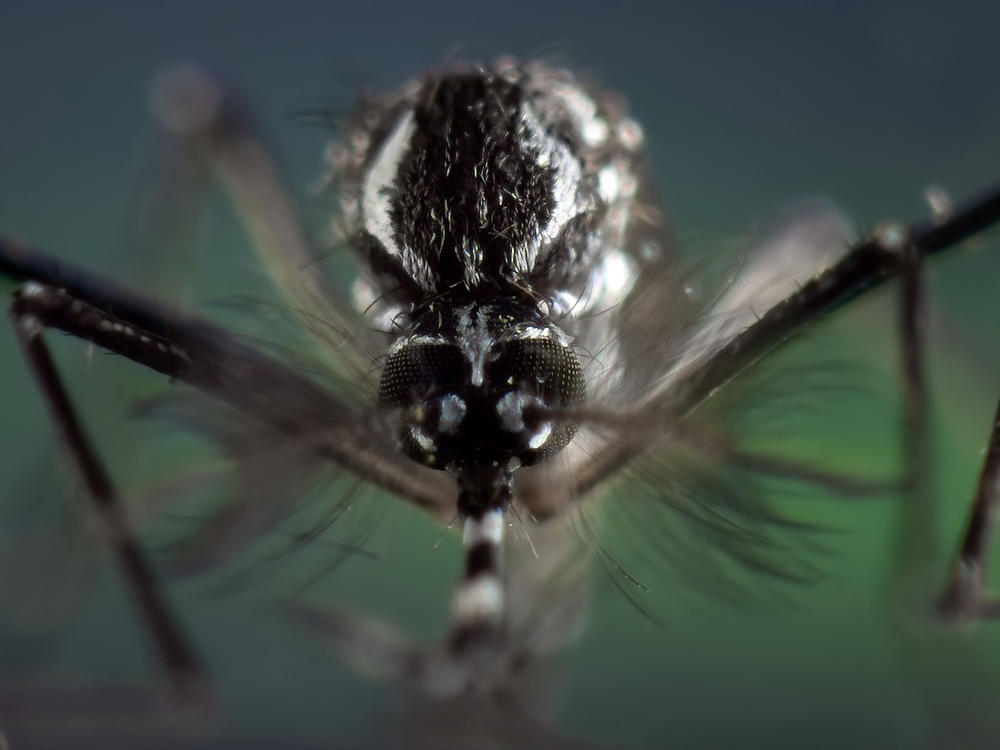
(351, 276, 376, 309)
(506, 322, 559, 343)
(586, 249, 637, 311)
(549, 78, 609, 147)
(558, 247, 637, 328)
(597, 164, 621, 204)
(511, 102, 585, 275)
(351, 276, 403, 332)
(361, 108, 434, 288)
(617, 117, 644, 151)
(387, 333, 450, 356)
(550, 290, 580, 318)
(455, 306, 492, 387)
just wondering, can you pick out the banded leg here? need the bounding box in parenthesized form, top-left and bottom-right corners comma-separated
(8, 294, 205, 705)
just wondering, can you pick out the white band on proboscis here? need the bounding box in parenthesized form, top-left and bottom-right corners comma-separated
(462, 508, 504, 547)
(450, 575, 504, 623)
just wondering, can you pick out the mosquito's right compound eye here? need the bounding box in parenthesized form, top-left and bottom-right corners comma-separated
(378, 342, 465, 406)
(489, 337, 586, 463)
(489, 337, 585, 407)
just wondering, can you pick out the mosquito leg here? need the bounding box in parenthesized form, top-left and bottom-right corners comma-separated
(888, 228, 939, 608)
(885, 220, 1000, 623)
(0, 256, 455, 517)
(896, 234, 930, 490)
(149, 65, 381, 377)
(557, 183, 1000, 505)
(8, 294, 205, 705)
(937, 399, 1000, 620)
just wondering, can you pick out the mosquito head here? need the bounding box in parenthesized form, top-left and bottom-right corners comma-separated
(379, 302, 585, 513)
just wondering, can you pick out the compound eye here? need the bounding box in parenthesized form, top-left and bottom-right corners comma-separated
(490, 337, 585, 463)
(378, 343, 465, 405)
(489, 338, 585, 407)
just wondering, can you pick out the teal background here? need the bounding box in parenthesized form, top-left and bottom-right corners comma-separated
(1, 1, 1000, 748)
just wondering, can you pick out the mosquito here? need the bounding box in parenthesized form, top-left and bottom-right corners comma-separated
(1, 56, 999, 734)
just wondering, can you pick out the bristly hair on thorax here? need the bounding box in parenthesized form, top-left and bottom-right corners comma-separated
(328, 59, 644, 300)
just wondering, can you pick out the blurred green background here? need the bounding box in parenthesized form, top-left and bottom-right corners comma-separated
(1, 1, 1000, 748)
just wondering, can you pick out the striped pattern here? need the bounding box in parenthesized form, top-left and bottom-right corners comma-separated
(449, 508, 505, 651)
